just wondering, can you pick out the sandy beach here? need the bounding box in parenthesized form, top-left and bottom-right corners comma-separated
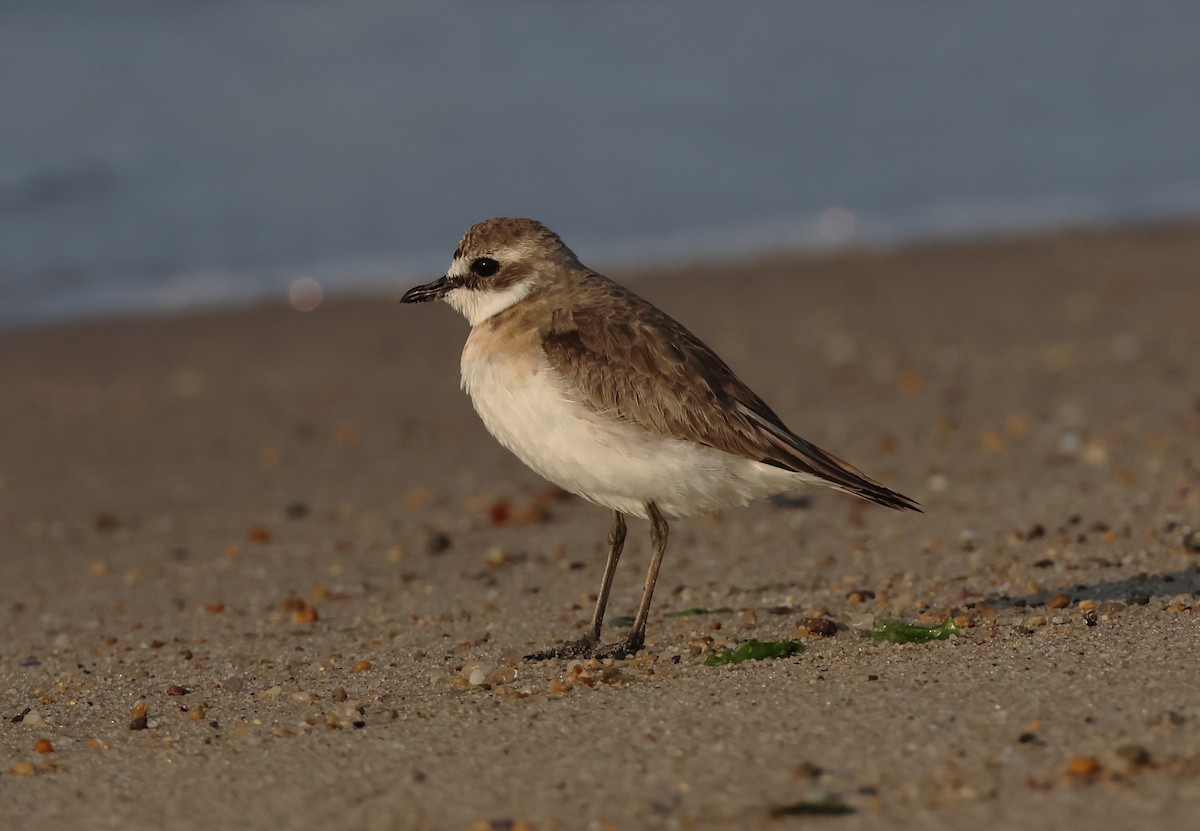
(2, 223, 1199, 830)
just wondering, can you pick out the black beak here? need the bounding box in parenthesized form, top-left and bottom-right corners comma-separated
(401, 276, 451, 304)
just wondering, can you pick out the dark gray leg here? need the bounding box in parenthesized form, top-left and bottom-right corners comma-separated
(596, 501, 668, 659)
(587, 510, 627, 641)
(525, 510, 627, 661)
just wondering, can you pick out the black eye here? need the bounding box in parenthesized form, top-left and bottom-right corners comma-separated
(470, 257, 499, 278)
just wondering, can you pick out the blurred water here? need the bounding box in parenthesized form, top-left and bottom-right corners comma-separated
(2, 1, 1199, 327)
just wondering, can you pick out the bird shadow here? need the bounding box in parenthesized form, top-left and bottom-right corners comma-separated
(978, 565, 1200, 610)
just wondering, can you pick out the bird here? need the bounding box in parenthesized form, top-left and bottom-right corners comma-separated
(401, 217, 919, 660)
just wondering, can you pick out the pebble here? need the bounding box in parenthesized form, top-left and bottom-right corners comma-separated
(1067, 755, 1101, 776)
(770, 492, 814, 509)
(1126, 590, 1151, 606)
(21, 710, 47, 729)
(485, 547, 510, 567)
(336, 423, 361, 447)
(223, 676, 245, 693)
(847, 612, 875, 631)
(284, 594, 319, 625)
(1184, 529, 1200, 553)
(421, 526, 452, 555)
(794, 761, 824, 779)
(979, 431, 1005, 455)
(468, 668, 487, 686)
(800, 617, 838, 637)
(246, 524, 272, 544)
(1108, 744, 1151, 774)
(94, 512, 121, 532)
(1080, 439, 1109, 466)
(1047, 593, 1071, 609)
(1159, 711, 1186, 727)
(1057, 433, 1082, 456)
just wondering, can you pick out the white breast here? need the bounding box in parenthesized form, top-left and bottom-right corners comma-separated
(459, 328, 800, 519)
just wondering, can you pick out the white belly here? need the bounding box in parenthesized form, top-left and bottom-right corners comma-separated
(460, 337, 800, 519)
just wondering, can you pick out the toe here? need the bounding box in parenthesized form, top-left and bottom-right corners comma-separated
(524, 636, 596, 661)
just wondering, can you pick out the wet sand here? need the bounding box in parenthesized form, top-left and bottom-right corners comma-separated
(2, 223, 1199, 829)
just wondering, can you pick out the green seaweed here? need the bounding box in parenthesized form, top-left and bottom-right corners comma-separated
(727, 582, 791, 595)
(705, 638, 806, 666)
(868, 616, 960, 644)
(770, 793, 855, 817)
(663, 606, 734, 618)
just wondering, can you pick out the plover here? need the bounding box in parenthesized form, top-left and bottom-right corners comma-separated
(402, 218, 919, 660)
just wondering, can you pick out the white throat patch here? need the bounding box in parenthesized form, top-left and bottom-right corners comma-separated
(445, 277, 536, 326)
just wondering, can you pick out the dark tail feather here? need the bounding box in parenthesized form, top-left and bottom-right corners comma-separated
(831, 473, 922, 512)
(754, 415, 923, 513)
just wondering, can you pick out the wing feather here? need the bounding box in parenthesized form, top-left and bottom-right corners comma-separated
(538, 276, 920, 512)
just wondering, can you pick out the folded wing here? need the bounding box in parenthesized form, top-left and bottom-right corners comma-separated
(539, 276, 921, 512)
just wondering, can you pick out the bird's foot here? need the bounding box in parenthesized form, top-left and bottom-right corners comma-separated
(594, 633, 644, 660)
(523, 636, 597, 662)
